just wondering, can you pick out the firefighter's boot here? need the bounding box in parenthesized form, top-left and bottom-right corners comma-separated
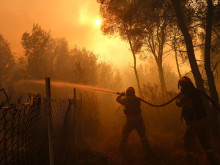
(206, 151, 220, 165)
(141, 138, 152, 154)
(141, 137, 155, 164)
(185, 152, 195, 165)
(119, 138, 127, 153)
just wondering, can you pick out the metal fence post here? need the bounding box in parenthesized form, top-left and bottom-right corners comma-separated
(73, 88, 77, 150)
(45, 77, 54, 165)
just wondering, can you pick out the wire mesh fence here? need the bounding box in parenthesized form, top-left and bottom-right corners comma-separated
(50, 98, 73, 164)
(0, 86, 85, 165)
(51, 99, 70, 137)
(50, 95, 83, 165)
(0, 94, 49, 165)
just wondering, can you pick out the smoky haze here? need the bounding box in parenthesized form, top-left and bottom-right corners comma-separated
(0, 0, 220, 165)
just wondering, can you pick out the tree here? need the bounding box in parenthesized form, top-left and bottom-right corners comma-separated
(21, 24, 51, 79)
(171, 0, 205, 90)
(68, 46, 98, 85)
(141, 4, 172, 94)
(48, 38, 70, 81)
(98, 0, 143, 96)
(125, 24, 143, 96)
(203, 0, 219, 136)
(0, 34, 14, 86)
(98, 0, 174, 95)
(169, 27, 184, 79)
(204, 0, 219, 103)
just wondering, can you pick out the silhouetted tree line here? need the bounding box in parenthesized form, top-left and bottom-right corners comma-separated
(0, 24, 123, 94)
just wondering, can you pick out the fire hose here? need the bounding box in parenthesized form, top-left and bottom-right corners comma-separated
(116, 92, 180, 107)
(138, 95, 180, 107)
(116, 92, 220, 110)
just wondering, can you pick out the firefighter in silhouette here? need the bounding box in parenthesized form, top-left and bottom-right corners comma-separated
(116, 87, 152, 154)
(176, 76, 220, 165)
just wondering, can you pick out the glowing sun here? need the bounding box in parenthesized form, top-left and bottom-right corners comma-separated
(94, 19, 101, 26)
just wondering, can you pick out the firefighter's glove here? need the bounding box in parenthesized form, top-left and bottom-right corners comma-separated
(120, 92, 125, 96)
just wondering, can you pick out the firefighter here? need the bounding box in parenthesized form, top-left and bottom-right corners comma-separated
(116, 87, 152, 154)
(176, 76, 220, 165)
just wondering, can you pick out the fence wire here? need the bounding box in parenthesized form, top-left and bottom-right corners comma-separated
(51, 99, 70, 136)
(0, 87, 84, 165)
(50, 97, 83, 165)
(0, 94, 49, 165)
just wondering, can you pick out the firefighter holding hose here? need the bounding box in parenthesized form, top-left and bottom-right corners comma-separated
(116, 87, 152, 155)
(176, 76, 220, 165)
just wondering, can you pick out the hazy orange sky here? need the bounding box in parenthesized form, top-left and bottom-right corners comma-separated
(0, 0, 192, 82)
(0, 0, 136, 67)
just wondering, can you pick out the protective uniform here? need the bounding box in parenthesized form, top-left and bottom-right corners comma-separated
(176, 76, 220, 165)
(116, 87, 152, 154)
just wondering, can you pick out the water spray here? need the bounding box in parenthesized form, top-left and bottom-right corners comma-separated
(15, 79, 179, 107)
(15, 79, 220, 109)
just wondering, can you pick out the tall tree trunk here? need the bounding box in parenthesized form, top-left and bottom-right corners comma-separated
(126, 28, 142, 97)
(147, 23, 168, 95)
(156, 60, 167, 95)
(156, 22, 167, 95)
(204, 0, 219, 137)
(174, 42, 181, 79)
(171, 0, 205, 91)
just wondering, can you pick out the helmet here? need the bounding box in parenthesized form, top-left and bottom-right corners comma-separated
(178, 76, 192, 89)
(126, 87, 135, 95)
